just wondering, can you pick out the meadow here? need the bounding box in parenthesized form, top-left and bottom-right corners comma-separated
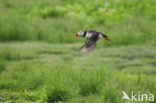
(0, 0, 156, 103)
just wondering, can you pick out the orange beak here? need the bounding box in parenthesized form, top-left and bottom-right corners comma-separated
(74, 33, 78, 37)
(104, 37, 110, 41)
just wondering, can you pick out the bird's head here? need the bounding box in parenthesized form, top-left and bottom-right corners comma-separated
(75, 30, 86, 37)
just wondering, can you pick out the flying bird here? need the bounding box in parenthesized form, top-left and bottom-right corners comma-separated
(75, 30, 110, 53)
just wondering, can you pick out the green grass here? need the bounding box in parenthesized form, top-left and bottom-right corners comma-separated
(0, 42, 155, 103)
(0, 0, 156, 45)
(0, 0, 156, 102)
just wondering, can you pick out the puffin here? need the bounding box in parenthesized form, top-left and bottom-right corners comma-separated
(74, 30, 110, 53)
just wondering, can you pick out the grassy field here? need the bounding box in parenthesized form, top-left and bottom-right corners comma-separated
(0, 0, 156, 103)
(0, 0, 156, 45)
(0, 42, 156, 103)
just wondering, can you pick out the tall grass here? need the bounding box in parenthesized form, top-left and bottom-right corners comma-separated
(0, 0, 156, 102)
(0, 0, 155, 45)
(0, 59, 6, 73)
(0, 43, 155, 102)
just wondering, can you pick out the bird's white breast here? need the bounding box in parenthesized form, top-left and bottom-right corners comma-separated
(85, 32, 92, 38)
(99, 34, 103, 38)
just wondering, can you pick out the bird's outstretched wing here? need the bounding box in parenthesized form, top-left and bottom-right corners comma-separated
(80, 34, 99, 53)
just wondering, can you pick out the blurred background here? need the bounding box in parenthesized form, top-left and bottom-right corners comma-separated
(0, 0, 156, 103)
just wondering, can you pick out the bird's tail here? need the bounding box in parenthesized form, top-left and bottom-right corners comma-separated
(101, 33, 110, 41)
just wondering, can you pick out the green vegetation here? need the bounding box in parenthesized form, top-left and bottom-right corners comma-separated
(0, 43, 156, 103)
(0, 0, 156, 45)
(0, 0, 156, 103)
